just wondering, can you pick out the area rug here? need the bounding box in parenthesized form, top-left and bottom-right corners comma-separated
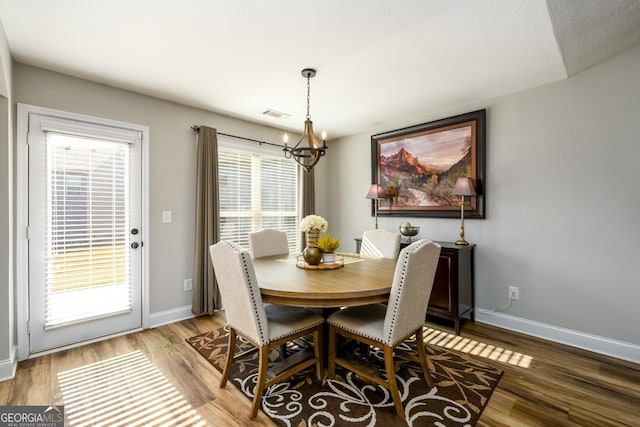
(187, 328, 502, 426)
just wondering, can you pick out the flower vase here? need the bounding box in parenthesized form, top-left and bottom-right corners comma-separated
(303, 229, 322, 265)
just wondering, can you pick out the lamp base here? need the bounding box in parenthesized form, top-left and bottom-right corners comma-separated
(455, 221, 469, 246)
(374, 200, 379, 229)
(456, 204, 469, 246)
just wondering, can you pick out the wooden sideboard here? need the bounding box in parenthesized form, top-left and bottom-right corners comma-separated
(354, 238, 475, 335)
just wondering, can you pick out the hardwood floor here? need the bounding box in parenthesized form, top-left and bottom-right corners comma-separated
(1, 314, 638, 426)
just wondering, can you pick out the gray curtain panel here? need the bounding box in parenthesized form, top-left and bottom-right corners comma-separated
(192, 126, 221, 314)
(299, 168, 315, 251)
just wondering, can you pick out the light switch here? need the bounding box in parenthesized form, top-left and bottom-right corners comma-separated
(162, 210, 172, 224)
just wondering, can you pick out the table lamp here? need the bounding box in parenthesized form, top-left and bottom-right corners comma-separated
(452, 177, 476, 246)
(365, 184, 384, 229)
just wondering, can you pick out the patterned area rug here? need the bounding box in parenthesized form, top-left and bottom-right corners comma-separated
(187, 328, 502, 426)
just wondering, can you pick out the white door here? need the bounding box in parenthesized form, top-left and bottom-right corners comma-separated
(27, 112, 144, 354)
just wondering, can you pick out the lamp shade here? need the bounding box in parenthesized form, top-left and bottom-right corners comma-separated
(452, 177, 477, 196)
(365, 184, 383, 199)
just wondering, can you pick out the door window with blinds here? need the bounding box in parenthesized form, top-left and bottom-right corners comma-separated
(24, 108, 144, 355)
(218, 137, 299, 251)
(45, 133, 131, 327)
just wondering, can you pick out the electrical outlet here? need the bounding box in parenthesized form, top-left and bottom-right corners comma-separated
(184, 278, 193, 291)
(508, 286, 519, 300)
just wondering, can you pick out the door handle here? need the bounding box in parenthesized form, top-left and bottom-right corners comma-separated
(131, 242, 139, 249)
(131, 228, 139, 235)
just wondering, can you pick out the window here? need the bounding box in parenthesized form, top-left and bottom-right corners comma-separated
(44, 131, 132, 328)
(218, 137, 299, 251)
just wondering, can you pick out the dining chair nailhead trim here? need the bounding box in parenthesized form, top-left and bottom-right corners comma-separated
(385, 239, 428, 345)
(241, 250, 267, 344)
(269, 319, 324, 343)
(328, 319, 425, 345)
(326, 319, 382, 342)
(222, 241, 267, 345)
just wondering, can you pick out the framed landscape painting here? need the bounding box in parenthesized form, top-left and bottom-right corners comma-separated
(371, 109, 486, 218)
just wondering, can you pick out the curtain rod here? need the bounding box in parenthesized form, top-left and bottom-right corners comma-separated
(191, 125, 283, 149)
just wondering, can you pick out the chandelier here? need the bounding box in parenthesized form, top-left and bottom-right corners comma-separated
(283, 68, 327, 172)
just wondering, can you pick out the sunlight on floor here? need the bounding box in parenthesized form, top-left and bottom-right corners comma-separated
(424, 327, 533, 368)
(57, 351, 206, 427)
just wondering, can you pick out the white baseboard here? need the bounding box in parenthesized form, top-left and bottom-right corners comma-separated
(475, 309, 640, 364)
(149, 305, 200, 328)
(0, 345, 17, 382)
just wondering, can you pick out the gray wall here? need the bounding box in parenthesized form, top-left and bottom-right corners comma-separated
(11, 62, 291, 317)
(323, 41, 640, 347)
(0, 19, 13, 370)
(0, 21, 9, 98)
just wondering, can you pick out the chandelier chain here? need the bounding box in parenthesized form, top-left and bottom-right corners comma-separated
(306, 75, 311, 120)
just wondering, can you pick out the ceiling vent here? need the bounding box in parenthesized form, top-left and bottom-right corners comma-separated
(261, 108, 291, 119)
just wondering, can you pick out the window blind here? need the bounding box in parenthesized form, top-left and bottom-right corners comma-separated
(218, 139, 299, 251)
(44, 132, 132, 329)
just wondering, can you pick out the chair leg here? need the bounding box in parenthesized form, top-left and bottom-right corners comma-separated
(220, 328, 237, 388)
(328, 324, 337, 378)
(250, 345, 270, 419)
(314, 326, 323, 381)
(359, 342, 371, 358)
(384, 345, 405, 419)
(416, 327, 435, 388)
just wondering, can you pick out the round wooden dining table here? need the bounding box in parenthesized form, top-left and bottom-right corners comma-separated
(252, 253, 397, 308)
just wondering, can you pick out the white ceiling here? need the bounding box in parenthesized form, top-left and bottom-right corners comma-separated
(1, 0, 639, 138)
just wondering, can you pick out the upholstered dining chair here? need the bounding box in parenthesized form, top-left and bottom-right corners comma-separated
(248, 228, 293, 357)
(360, 228, 401, 259)
(209, 241, 324, 419)
(249, 228, 290, 258)
(327, 239, 441, 419)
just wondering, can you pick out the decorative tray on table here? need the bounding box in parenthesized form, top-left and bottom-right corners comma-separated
(295, 255, 344, 270)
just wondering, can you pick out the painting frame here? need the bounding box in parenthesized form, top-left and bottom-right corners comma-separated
(371, 109, 486, 219)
